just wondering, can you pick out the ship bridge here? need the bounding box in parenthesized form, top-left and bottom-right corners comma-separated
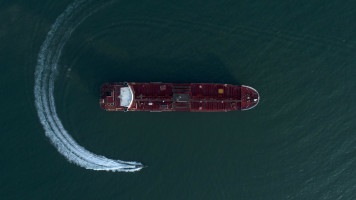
(99, 83, 134, 111)
(119, 86, 134, 108)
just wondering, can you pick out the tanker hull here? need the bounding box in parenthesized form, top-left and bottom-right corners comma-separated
(100, 83, 259, 112)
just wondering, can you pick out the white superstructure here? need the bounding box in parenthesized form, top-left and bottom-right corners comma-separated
(119, 86, 134, 108)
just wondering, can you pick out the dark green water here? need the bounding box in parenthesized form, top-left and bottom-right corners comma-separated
(1, 0, 356, 199)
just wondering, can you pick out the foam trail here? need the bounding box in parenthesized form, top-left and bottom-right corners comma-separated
(34, 0, 143, 172)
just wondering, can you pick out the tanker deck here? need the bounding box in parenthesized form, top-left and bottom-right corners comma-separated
(100, 82, 259, 112)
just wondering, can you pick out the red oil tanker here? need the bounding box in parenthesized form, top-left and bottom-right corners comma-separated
(100, 82, 259, 112)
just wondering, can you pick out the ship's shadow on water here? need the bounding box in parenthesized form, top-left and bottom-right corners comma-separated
(83, 53, 241, 96)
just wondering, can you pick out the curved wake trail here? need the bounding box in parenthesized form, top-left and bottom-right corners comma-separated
(34, 0, 143, 172)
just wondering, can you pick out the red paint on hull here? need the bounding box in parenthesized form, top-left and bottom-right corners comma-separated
(100, 83, 259, 112)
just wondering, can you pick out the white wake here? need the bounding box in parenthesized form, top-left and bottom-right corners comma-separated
(34, 0, 143, 172)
